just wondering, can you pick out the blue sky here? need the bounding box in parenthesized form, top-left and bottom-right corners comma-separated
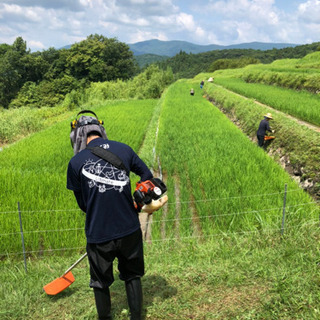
(0, 0, 319, 52)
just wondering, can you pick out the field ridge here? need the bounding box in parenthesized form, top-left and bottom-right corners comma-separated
(214, 84, 320, 133)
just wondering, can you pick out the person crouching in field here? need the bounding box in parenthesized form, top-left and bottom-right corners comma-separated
(257, 113, 274, 148)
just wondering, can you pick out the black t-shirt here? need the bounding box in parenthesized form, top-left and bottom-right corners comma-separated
(257, 119, 271, 136)
(67, 137, 153, 243)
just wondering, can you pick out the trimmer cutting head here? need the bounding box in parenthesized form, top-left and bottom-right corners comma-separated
(43, 271, 75, 295)
(43, 252, 87, 295)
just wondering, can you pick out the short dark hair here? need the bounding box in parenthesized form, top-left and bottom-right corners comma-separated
(87, 131, 102, 138)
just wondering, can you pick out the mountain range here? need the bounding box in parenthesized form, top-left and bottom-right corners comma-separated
(61, 39, 300, 58)
(128, 39, 299, 57)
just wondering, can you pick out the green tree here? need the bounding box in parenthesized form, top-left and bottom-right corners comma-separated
(0, 43, 11, 56)
(42, 48, 70, 80)
(10, 75, 80, 108)
(0, 37, 28, 108)
(66, 34, 135, 82)
(208, 57, 260, 72)
(130, 65, 174, 99)
(20, 54, 49, 82)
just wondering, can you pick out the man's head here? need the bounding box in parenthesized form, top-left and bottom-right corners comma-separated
(70, 111, 107, 155)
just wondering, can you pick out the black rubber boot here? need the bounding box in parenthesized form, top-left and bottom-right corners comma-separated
(93, 287, 112, 320)
(125, 278, 143, 320)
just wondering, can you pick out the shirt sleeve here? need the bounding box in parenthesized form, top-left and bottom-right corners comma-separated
(130, 149, 153, 181)
(66, 160, 81, 192)
(266, 122, 271, 132)
(73, 190, 86, 212)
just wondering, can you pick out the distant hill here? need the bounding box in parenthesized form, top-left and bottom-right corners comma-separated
(128, 39, 300, 57)
(155, 41, 320, 79)
(61, 39, 300, 58)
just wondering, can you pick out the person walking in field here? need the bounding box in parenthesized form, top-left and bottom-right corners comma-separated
(200, 80, 204, 89)
(256, 113, 274, 148)
(67, 110, 155, 320)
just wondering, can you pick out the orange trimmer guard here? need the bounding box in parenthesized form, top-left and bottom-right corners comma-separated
(43, 271, 75, 295)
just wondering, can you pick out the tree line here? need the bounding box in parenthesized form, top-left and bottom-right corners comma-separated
(1, 34, 319, 109)
(156, 42, 320, 78)
(0, 34, 137, 109)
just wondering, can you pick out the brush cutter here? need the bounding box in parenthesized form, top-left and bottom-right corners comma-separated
(43, 252, 87, 295)
(264, 135, 275, 141)
(134, 178, 168, 240)
(133, 178, 167, 212)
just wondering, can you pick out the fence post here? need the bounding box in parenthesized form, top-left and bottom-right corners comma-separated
(281, 184, 287, 236)
(18, 202, 28, 273)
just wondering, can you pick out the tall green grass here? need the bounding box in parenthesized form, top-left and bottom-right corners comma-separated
(203, 82, 320, 193)
(1, 80, 320, 319)
(214, 77, 320, 126)
(240, 52, 320, 92)
(0, 99, 158, 256)
(153, 80, 319, 239)
(1, 80, 319, 257)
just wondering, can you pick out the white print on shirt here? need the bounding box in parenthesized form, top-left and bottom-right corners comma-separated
(82, 158, 129, 193)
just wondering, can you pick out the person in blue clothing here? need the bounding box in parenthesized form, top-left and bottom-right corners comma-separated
(67, 111, 153, 320)
(256, 113, 274, 148)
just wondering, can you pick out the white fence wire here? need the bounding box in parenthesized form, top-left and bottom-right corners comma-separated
(1, 188, 319, 257)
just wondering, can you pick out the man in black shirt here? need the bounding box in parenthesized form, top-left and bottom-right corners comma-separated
(67, 111, 153, 320)
(257, 113, 274, 148)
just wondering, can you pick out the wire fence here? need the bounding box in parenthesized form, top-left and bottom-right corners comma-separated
(0, 188, 305, 215)
(1, 199, 319, 237)
(1, 187, 319, 261)
(1, 219, 319, 258)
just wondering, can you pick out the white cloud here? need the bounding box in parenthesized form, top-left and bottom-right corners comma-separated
(127, 30, 168, 43)
(194, 26, 205, 39)
(298, 0, 320, 22)
(199, 0, 318, 44)
(3, 3, 40, 22)
(176, 13, 196, 32)
(114, 0, 179, 16)
(0, 0, 319, 51)
(206, 0, 279, 26)
(28, 40, 45, 50)
(4, 0, 86, 11)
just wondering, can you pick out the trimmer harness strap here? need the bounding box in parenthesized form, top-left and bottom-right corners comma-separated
(87, 146, 129, 175)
